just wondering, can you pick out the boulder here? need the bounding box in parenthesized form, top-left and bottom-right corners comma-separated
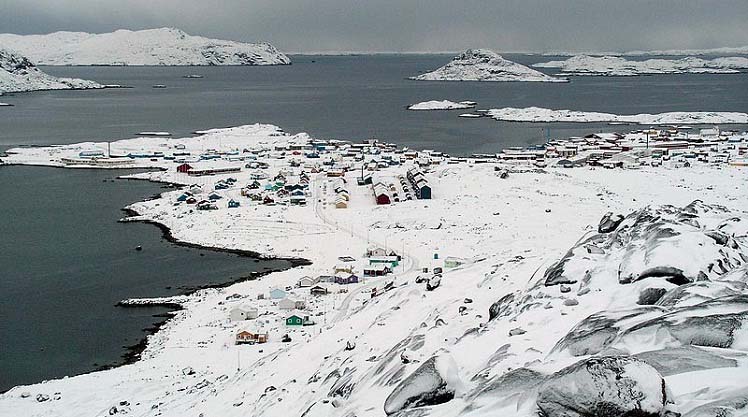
(536, 356, 674, 417)
(598, 212, 625, 233)
(384, 355, 462, 415)
(637, 288, 668, 305)
(488, 293, 515, 321)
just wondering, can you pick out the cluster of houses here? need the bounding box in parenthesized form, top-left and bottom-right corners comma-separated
(493, 127, 748, 169)
(405, 168, 432, 199)
(331, 179, 351, 209)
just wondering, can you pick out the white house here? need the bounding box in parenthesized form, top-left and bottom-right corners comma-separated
(278, 298, 306, 310)
(297, 276, 320, 288)
(229, 305, 258, 321)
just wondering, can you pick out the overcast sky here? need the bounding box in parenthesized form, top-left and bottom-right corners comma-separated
(2, 0, 747, 53)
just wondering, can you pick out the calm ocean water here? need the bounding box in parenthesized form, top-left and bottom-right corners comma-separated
(1, 54, 746, 155)
(0, 166, 293, 392)
(0, 54, 746, 390)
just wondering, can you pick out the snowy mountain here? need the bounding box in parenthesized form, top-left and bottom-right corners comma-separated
(411, 49, 566, 82)
(0, 49, 101, 95)
(0, 28, 291, 66)
(534, 55, 748, 76)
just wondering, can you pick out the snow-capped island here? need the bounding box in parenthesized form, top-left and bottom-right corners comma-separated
(0, 28, 291, 66)
(411, 49, 566, 82)
(0, 49, 102, 95)
(534, 55, 748, 76)
(486, 106, 748, 124)
(408, 100, 476, 111)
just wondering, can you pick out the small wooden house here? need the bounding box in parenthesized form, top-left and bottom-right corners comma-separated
(236, 330, 268, 345)
(230, 305, 258, 321)
(278, 298, 306, 310)
(269, 288, 287, 299)
(363, 264, 390, 277)
(176, 163, 192, 173)
(228, 199, 241, 208)
(298, 276, 320, 288)
(310, 284, 330, 296)
(286, 311, 315, 326)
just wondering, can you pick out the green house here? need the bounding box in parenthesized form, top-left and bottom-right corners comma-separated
(286, 314, 304, 326)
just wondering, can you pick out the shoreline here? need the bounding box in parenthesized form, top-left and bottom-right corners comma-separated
(0, 166, 310, 393)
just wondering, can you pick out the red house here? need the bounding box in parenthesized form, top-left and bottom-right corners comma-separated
(176, 163, 193, 173)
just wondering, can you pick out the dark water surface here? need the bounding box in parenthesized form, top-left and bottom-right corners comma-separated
(0, 54, 747, 391)
(1, 54, 746, 155)
(0, 166, 293, 391)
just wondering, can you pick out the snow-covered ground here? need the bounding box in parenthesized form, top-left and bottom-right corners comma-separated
(411, 49, 566, 82)
(0, 49, 101, 95)
(534, 55, 748, 76)
(408, 100, 476, 111)
(1, 124, 748, 417)
(486, 106, 748, 124)
(0, 28, 291, 66)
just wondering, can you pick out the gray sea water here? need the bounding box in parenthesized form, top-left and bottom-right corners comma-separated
(0, 54, 746, 391)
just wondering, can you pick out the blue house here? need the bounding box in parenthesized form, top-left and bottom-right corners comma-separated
(208, 193, 222, 201)
(269, 288, 287, 299)
(228, 199, 240, 208)
(176, 193, 190, 202)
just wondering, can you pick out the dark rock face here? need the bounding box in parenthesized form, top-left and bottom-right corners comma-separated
(536, 356, 672, 417)
(598, 212, 625, 233)
(384, 356, 458, 415)
(488, 293, 516, 321)
(638, 288, 668, 305)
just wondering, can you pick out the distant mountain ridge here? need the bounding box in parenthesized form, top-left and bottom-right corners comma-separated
(0, 28, 291, 66)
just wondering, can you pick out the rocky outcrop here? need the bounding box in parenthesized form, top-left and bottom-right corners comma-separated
(0, 49, 101, 94)
(536, 356, 674, 417)
(384, 355, 462, 415)
(543, 201, 748, 290)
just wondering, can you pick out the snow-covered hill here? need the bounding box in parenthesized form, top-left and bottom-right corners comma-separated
(534, 55, 748, 76)
(0, 49, 101, 95)
(0, 28, 291, 66)
(411, 49, 566, 82)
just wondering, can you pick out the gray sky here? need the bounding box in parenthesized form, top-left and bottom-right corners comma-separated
(2, 0, 747, 53)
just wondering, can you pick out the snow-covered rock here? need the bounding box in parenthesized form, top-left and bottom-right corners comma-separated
(408, 100, 476, 111)
(486, 106, 748, 124)
(543, 201, 748, 288)
(383, 354, 462, 415)
(0, 28, 291, 66)
(411, 49, 566, 82)
(0, 49, 102, 94)
(536, 356, 674, 417)
(534, 55, 748, 76)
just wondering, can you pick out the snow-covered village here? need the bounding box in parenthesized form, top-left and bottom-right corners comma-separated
(2, 3, 748, 417)
(2, 117, 748, 416)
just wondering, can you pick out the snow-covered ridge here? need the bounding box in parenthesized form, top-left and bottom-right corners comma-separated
(411, 49, 566, 82)
(408, 100, 476, 111)
(486, 106, 748, 124)
(0, 28, 291, 66)
(0, 48, 102, 94)
(534, 55, 748, 76)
